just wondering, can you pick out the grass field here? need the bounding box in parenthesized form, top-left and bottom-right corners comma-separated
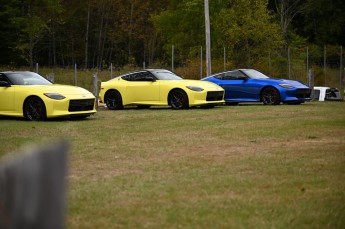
(0, 102, 345, 228)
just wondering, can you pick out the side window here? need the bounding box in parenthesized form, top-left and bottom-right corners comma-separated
(122, 74, 132, 81)
(223, 71, 246, 80)
(140, 71, 155, 81)
(131, 73, 142, 81)
(131, 72, 154, 81)
(0, 74, 9, 83)
(214, 73, 224, 80)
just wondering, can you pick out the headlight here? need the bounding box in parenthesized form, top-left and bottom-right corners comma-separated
(186, 86, 204, 92)
(279, 84, 294, 89)
(44, 93, 66, 100)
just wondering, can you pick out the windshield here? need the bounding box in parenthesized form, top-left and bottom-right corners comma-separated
(242, 69, 270, 79)
(151, 70, 183, 80)
(6, 72, 52, 85)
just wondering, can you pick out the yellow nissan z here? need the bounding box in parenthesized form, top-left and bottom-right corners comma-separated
(100, 69, 225, 110)
(0, 71, 97, 121)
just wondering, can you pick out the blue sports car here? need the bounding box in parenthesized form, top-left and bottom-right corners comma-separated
(202, 69, 311, 105)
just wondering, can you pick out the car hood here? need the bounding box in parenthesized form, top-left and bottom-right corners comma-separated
(177, 79, 224, 91)
(257, 78, 309, 88)
(25, 84, 94, 96)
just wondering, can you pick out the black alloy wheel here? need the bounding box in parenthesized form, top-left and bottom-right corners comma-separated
(23, 97, 46, 121)
(169, 89, 189, 110)
(261, 87, 281, 105)
(104, 90, 123, 110)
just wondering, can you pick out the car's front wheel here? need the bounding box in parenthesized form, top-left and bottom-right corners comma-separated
(261, 87, 281, 105)
(23, 96, 46, 121)
(168, 89, 189, 110)
(104, 90, 123, 110)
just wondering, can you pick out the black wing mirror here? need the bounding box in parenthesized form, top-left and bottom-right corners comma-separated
(0, 81, 11, 87)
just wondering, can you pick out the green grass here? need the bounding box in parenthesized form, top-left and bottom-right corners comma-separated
(1, 102, 345, 228)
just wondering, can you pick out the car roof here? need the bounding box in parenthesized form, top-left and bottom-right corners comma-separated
(0, 71, 33, 74)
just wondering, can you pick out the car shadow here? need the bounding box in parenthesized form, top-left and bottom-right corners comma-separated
(0, 115, 95, 122)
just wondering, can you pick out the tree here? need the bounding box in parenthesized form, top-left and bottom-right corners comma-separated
(11, 0, 63, 70)
(303, 0, 345, 46)
(153, 0, 206, 65)
(215, 0, 282, 67)
(0, 0, 23, 65)
(272, 0, 306, 43)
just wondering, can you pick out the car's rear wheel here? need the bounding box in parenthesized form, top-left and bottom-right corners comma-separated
(23, 96, 46, 121)
(169, 89, 189, 110)
(104, 90, 123, 110)
(261, 87, 281, 105)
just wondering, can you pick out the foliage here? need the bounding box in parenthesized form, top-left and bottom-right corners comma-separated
(303, 0, 345, 46)
(214, 0, 283, 68)
(0, 0, 343, 74)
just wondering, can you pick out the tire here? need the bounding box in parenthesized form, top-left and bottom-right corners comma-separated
(23, 97, 46, 121)
(168, 89, 189, 110)
(104, 90, 123, 110)
(261, 87, 281, 105)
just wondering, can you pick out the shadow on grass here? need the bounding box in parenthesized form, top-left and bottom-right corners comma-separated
(0, 115, 96, 122)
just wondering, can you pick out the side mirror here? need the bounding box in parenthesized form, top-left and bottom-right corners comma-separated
(0, 81, 10, 87)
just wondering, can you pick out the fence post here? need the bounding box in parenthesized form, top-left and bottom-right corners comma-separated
(200, 46, 203, 79)
(0, 141, 69, 229)
(47, 73, 55, 83)
(306, 46, 309, 83)
(288, 46, 291, 79)
(110, 63, 113, 79)
(93, 73, 99, 109)
(268, 51, 271, 76)
(172, 45, 174, 72)
(224, 47, 226, 71)
(324, 45, 327, 86)
(340, 46, 343, 91)
(308, 68, 315, 99)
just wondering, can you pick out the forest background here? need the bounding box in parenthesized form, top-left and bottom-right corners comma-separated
(0, 0, 344, 88)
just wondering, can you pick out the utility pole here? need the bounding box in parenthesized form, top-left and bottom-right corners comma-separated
(204, 0, 212, 76)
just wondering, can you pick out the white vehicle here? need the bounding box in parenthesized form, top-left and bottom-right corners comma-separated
(313, 87, 343, 101)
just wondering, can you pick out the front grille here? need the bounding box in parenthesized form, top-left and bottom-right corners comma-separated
(296, 89, 311, 99)
(69, 99, 95, 112)
(206, 91, 224, 101)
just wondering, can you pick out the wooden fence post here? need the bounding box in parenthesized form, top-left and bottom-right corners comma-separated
(308, 68, 315, 100)
(93, 73, 99, 109)
(0, 141, 69, 229)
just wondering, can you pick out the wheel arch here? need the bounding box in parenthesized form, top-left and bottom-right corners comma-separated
(167, 88, 189, 105)
(23, 95, 47, 120)
(259, 85, 281, 102)
(23, 95, 46, 113)
(103, 88, 124, 109)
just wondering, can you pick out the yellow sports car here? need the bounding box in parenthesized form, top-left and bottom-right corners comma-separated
(99, 69, 224, 110)
(0, 71, 97, 121)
